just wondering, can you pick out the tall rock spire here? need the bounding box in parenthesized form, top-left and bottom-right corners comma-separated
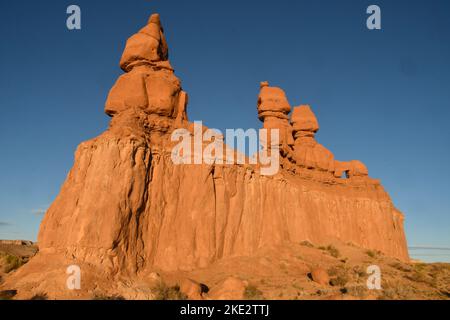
(120, 13, 169, 72)
(104, 14, 188, 143)
(291, 105, 334, 172)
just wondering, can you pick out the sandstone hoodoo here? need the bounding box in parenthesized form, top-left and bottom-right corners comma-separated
(3, 13, 409, 298)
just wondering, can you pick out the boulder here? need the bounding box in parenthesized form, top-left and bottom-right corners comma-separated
(309, 267, 330, 286)
(207, 277, 248, 300)
(179, 278, 206, 300)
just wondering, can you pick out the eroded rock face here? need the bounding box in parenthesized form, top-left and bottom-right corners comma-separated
(291, 105, 335, 172)
(7, 13, 409, 294)
(257, 82, 294, 158)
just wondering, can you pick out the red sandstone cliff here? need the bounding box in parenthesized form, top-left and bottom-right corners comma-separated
(3, 14, 408, 297)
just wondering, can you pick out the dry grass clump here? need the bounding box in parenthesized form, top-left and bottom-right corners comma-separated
(328, 265, 350, 287)
(92, 293, 126, 300)
(318, 245, 340, 258)
(0, 252, 23, 273)
(330, 274, 349, 287)
(30, 292, 48, 300)
(365, 250, 377, 258)
(0, 290, 17, 300)
(152, 283, 187, 300)
(300, 240, 314, 248)
(389, 262, 412, 272)
(342, 285, 368, 298)
(244, 284, 264, 300)
(406, 270, 436, 287)
(378, 280, 415, 300)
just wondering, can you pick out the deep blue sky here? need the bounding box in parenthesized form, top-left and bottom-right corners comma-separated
(0, 0, 449, 262)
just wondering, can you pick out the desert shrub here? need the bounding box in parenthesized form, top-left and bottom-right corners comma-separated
(429, 263, 450, 281)
(2, 254, 23, 273)
(429, 263, 450, 273)
(413, 263, 427, 272)
(318, 245, 340, 258)
(352, 266, 366, 278)
(244, 285, 264, 300)
(378, 283, 415, 300)
(153, 283, 187, 300)
(92, 293, 125, 300)
(30, 292, 48, 300)
(327, 266, 340, 277)
(389, 262, 412, 272)
(326, 245, 340, 258)
(0, 290, 17, 300)
(366, 250, 377, 258)
(345, 285, 368, 298)
(440, 290, 450, 298)
(406, 271, 436, 287)
(300, 240, 314, 248)
(330, 274, 349, 287)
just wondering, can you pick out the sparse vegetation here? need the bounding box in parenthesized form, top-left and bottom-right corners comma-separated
(300, 240, 314, 248)
(0, 290, 17, 300)
(389, 262, 412, 272)
(152, 283, 187, 300)
(328, 265, 350, 287)
(352, 265, 366, 278)
(327, 266, 340, 277)
(406, 270, 436, 286)
(30, 292, 48, 300)
(330, 274, 349, 287)
(366, 250, 377, 259)
(378, 280, 415, 300)
(292, 282, 303, 291)
(92, 293, 126, 300)
(0, 252, 23, 273)
(244, 284, 264, 300)
(345, 285, 368, 298)
(319, 245, 340, 258)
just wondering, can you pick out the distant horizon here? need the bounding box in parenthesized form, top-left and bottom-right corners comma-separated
(1, 0, 449, 263)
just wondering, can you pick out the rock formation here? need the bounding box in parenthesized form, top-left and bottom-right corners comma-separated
(257, 81, 294, 158)
(3, 13, 409, 298)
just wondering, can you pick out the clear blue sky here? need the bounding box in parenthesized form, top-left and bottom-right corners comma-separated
(0, 0, 449, 262)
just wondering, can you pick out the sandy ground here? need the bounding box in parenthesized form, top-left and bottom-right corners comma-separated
(1, 241, 449, 300)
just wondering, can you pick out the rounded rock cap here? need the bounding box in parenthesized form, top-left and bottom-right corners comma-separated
(291, 105, 319, 132)
(257, 82, 291, 118)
